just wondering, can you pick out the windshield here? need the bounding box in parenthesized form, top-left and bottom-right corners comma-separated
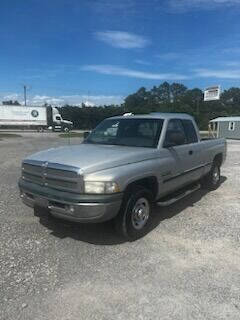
(84, 118, 164, 148)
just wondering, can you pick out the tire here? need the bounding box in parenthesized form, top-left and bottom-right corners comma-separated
(64, 127, 70, 133)
(114, 186, 153, 241)
(201, 162, 221, 190)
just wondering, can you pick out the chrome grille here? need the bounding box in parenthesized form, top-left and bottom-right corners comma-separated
(23, 172, 43, 185)
(46, 167, 77, 179)
(22, 160, 83, 193)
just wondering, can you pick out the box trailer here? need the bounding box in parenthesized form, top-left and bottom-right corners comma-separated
(0, 105, 73, 132)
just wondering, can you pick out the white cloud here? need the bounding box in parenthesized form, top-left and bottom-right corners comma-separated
(60, 94, 123, 105)
(225, 61, 240, 67)
(222, 47, 240, 54)
(84, 101, 95, 107)
(155, 52, 183, 61)
(0, 93, 123, 106)
(31, 95, 65, 105)
(95, 31, 150, 49)
(2, 93, 22, 101)
(134, 59, 152, 66)
(195, 68, 240, 78)
(167, 0, 240, 11)
(82, 64, 189, 80)
(89, 0, 136, 13)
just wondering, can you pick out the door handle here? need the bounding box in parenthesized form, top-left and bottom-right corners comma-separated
(189, 150, 193, 155)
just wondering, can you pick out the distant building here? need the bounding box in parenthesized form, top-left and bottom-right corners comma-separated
(210, 116, 240, 140)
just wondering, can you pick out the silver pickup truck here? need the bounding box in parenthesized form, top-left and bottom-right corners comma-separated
(19, 113, 226, 240)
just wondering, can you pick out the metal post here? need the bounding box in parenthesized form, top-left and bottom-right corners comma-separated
(196, 97, 200, 116)
(24, 85, 27, 106)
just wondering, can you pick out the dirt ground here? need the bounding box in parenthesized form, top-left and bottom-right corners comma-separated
(0, 133, 239, 320)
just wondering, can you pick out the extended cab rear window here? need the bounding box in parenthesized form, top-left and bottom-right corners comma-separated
(181, 120, 198, 143)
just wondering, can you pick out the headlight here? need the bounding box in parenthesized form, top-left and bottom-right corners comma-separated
(84, 181, 120, 194)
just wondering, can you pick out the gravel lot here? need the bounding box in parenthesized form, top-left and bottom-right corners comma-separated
(0, 133, 240, 320)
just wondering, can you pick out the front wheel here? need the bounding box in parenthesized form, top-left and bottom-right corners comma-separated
(114, 186, 153, 241)
(201, 162, 221, 190)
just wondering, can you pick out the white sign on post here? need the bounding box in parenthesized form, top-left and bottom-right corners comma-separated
(204, 85, 221, 101)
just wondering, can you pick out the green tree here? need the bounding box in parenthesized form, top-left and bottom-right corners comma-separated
(2, 100, 21, 105)
(155, 82, 171, 102)
(170, 83, 187, 102)
(57, 83, 240, 131)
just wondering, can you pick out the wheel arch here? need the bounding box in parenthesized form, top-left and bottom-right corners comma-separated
(213, 153, 223, 166)
(123, 176, 158, 201)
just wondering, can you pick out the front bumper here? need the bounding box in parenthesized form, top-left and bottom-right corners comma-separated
(18, 178, 123, 223)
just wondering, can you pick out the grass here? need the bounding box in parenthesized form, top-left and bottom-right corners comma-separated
(59, 132, 84, 138)
(0, 133, 22, 139)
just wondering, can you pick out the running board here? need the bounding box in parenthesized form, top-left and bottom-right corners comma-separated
(156, 183, 201, 207)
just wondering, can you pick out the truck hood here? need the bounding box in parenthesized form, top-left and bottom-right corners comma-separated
(62, 120, 73, 125)
(26, 143, 158, 174)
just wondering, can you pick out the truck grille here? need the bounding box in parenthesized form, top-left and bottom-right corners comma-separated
(22, 160, 83, 193)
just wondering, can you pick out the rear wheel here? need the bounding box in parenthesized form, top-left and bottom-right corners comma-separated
(201, 162, 221, 190)
(63, 127, 70, 133)
(114, 186, 153, 241)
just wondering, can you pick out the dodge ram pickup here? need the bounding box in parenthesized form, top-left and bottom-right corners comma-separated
(19, 113, 227, 240)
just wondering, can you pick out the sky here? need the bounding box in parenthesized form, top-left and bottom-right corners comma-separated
(1, 0, 240, 106)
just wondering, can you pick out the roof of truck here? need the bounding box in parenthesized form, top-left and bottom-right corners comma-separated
(0, 104, 47, 109)
(109, 112, 194, 120)
(210, 116, 240, 122)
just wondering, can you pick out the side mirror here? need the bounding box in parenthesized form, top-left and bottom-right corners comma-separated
(164, 131, 185, 148)
(83, 131, 90, 139)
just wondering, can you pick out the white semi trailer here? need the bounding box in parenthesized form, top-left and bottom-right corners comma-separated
(0, 105, 73, 132)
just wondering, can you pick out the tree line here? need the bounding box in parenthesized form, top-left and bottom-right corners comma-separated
(3, 82, 240, 130)
(59, 82, 240, 130)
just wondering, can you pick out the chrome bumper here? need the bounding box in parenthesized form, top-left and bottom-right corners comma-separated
(19, 179, 122, 223)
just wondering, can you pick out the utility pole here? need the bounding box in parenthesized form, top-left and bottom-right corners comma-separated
(23, 85, 27, 106)
(20, 84, 31, 106)
(196, 96, 200, 116)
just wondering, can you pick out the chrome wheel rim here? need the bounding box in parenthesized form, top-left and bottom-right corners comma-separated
(131, 197, 150, 230)
(212, 166, 220, 185)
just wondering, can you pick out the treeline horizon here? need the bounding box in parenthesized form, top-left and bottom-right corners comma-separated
(59, 82, 240, 130)
(4, 82, 240, 130)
